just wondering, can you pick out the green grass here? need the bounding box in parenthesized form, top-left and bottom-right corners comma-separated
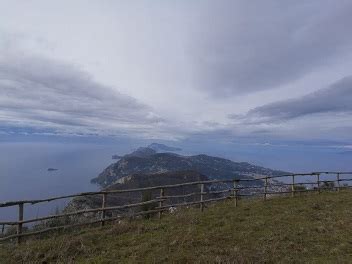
(1, 191, 352, 263)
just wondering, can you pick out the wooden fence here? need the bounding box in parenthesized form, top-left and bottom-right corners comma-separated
(0, 171, 351, 244)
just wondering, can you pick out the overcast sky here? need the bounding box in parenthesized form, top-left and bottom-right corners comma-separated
(1, 0, 352, 146)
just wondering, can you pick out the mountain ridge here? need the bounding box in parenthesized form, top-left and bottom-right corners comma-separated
(147, 143, 182, 152)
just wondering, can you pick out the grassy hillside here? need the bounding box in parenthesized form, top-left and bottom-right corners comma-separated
(1, 191, 352, 263)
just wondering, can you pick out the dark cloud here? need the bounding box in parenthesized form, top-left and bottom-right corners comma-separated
(192, 0, 352, 96)
(0, 53, 162, 136)
(236, 76, 352, 123)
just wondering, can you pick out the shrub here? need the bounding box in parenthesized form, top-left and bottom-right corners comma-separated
(321, 181, 335, 190)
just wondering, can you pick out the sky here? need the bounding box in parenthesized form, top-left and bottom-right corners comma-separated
(1, 0, 352, 148)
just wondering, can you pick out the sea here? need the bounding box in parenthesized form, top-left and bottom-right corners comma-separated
(0, 141, 130, 223)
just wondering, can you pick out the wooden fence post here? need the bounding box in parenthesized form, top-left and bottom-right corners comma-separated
(291, 174, 295, 197)
(17, 203, 24, 244)
(317, 173, 321, 194)
(101, 193, 107, 227)
(337, 173, 340, 192)
(158, 188, 164, 219)
(200, 184, 204, 212)
(264, 177, 268, 201)
(232, 180, 238, 207)
(234, 180, 238, 207)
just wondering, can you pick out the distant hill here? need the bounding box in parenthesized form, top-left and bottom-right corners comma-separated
(111, 143, 181, 160)
(124, 147, 158, 158)
(147, 143, 182, 152)
(64, 146, 288, 229)
(91, 148, 287, 188)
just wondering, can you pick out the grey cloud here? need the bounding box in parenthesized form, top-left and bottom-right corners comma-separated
(237, 76, 352, 123)
(192, 0, 352, 96)
(0, 52, 163, 137)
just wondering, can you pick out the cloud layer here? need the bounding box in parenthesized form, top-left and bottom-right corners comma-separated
(0, 51, 163, 137)
(238, 76, 352, 123)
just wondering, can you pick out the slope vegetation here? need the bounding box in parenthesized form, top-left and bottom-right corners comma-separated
(1, 191, 352, 263)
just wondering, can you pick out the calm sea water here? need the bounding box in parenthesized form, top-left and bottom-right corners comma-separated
(0, 142, 127, 222)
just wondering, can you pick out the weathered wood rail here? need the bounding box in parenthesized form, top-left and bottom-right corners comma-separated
(0, 171, 351, 244)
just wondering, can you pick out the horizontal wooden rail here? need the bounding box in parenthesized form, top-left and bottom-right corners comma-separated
(0, 196, 239, 242)
(157, 195, 233, 210)
(207, 189, 232, 195)
(0, 198, 165, 226)
(157, 192, 200, 199)
(0, 207, 171, 242)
